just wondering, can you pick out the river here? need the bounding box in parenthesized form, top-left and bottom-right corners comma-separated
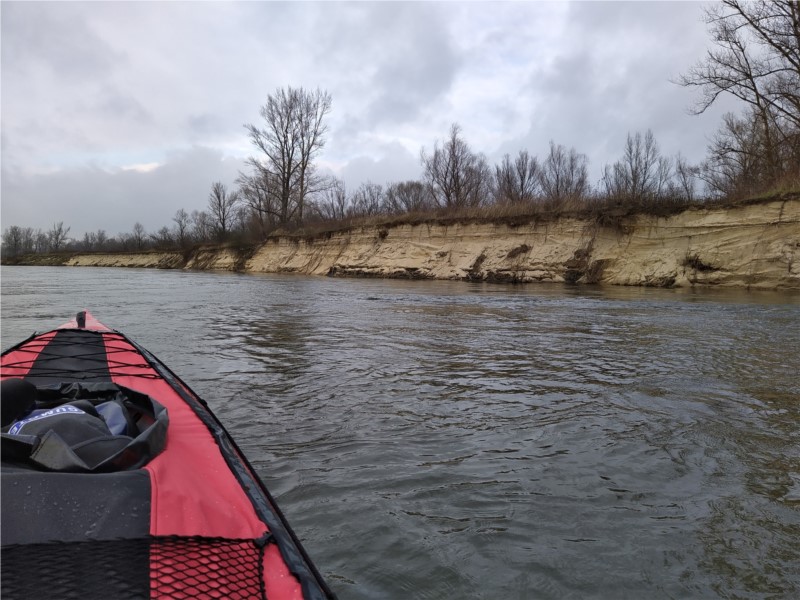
(1, 266, 799, 599)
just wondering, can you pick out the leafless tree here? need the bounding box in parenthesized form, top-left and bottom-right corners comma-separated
(313, 177, 349, 221)
(295, 90, 333, 222)
(48, 222, 71, 252)
(131, 222, 146, 250)
(4, 226, 40, 255)
(208, 182, 240, 241)
(95, 229, 108, 251)
(673, 153, 698, 202)
(421, 123, 493, 208)
(172, 209, 191, 248)
(2, 226, 23, 257)
(191, 210, 213, 243)
(21, 227, 35, 253)
(494, 150, 540, 204)
(679, 0, 800, 185)
(244, 87, 332, 225)
(149, 226, 174, 250)
(697, 110, 771, 197)
(602, 130, 673, 203)
(538, 142, 589, 205)
(107, 235, 124, 252)
(383, 180, 432, 214)
(17, 227, 35, 254)
(231, 205, 251, 237)
(237, 169, 278, 237)
(34, 230, 48, 253)
(349, 182, 384, 217)
(82, 231, 96, 251)
(117, 233, 133, 252)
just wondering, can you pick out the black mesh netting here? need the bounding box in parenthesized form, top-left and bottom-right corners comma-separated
(1, 535, 272, 600)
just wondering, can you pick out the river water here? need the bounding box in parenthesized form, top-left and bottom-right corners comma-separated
(1, 266, 799, 599)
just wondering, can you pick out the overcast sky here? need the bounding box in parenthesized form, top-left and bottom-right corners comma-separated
(1, 1, 740, 238)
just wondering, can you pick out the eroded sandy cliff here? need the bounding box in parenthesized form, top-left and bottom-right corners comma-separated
(245, 199, 799, 289)
(54, 198, 800, 289)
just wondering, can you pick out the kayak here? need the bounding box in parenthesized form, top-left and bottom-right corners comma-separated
(1, 311, 335, 600)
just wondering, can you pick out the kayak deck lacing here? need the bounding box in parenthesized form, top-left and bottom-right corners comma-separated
(2, 533, 275, 600)
(151, 533, 274, 600)
(3, 332, 159, 381)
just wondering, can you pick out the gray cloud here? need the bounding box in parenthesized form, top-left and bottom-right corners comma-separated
(1, 2, 122, 82)
(336, 141, 422, 193)
(364, 4, 461, 126)
(1, 1, 744, 237)
(492, 1, 736, 182)
(309, 2, 461, 149)
(2, 147, 246, 238)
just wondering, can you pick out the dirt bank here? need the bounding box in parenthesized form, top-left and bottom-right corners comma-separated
(7, 198, 799, 289)
(244, 198, 799, 289)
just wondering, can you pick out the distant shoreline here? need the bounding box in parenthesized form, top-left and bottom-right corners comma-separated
(4, 197, 799, 290)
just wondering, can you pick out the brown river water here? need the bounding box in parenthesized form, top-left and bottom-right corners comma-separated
(1, 266, 799, 599)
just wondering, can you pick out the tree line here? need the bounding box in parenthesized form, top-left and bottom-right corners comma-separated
(3, 0, 798, 258)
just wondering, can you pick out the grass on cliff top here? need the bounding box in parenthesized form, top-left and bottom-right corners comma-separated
(289, 190, 799, 241)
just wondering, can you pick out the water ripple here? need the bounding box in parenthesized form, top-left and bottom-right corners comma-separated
(2, 267, 799, 599)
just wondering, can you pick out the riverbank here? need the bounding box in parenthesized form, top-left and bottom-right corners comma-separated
(6, 197, 799, 289)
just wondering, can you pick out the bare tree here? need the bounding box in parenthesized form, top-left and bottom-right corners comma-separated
(34, 230, 48, 253)
(538, 142, 589, 205)
(494, 150, 540, 205)
(698, 110, 771, 197)
(131, 222, 146, 250)
(82, 231, 97, 251)
(602, 130, 673, 203)
(106, 235, 123, 252)
(673, 153, 698, 202)
(95, 229, 108, 251)
(421, 123, 493, 208)
(244, 87, 332, 225)
(191, 210, 213, 243)
(172, 209, 191, 248)
(149, 227, 174, 250)
(384, 180, 432, 214)
(13, 227, 38, 254)
(208, 182, 240, 241)
(17, 227, 38, 254)
(296, 90, 333, 222)
(679, 0, 800, 184)
(116, 233, 132, 252)
(313, 177, 349, 221)
(349, 182, 384, 217)
(48, 222, 71, 252)
(233, 205, 252, 237)
(704, 107, 800, 198)
(18, 227, 35, 254)
(237, 169, 278, 237)
(2, 226, 23, 257)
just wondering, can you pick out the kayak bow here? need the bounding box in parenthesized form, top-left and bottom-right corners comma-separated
(1, 311, 335, 600)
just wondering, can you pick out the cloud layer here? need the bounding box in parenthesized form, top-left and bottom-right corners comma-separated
(2, 1, 733, 236)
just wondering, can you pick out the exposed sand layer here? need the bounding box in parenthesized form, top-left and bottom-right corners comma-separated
(65, 252, 184, 269)
(245, 198, 799, 289)
(16, 198, 800, 289)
